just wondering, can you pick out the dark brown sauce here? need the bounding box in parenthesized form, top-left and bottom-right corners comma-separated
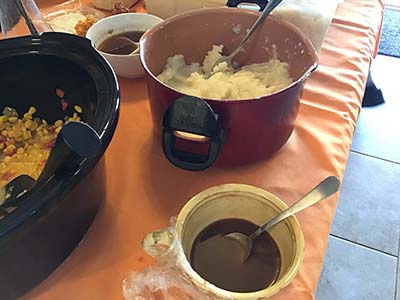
(190, 218, 281, 293)
(97, 31, 145, 55)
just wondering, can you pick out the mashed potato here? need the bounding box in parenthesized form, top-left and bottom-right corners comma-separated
(157, 45, 293, 100)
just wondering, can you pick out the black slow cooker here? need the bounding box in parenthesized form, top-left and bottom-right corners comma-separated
(0, 32, 119, 298)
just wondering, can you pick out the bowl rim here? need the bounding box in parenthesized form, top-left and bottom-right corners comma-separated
(139, 6, 319, 103)
(86, 12, 163, 58)
(175, 183, 305, 299)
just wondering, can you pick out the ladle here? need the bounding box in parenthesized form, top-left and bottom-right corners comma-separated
(207, 0, 284, 77)
(225, 176, 341, 262)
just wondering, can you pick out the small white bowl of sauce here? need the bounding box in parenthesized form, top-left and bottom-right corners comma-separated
(86, 13, 163, 78)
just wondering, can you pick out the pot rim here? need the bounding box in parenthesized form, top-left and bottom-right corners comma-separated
(175, 183, 305, 299)
(140, 7, 319, 103)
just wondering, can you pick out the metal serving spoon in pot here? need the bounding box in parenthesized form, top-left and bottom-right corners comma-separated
(207, 0, 284, 77)
(225, 176, 341, 262)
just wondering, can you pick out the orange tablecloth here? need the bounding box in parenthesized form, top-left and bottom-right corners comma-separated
(22, 0, 384, 299)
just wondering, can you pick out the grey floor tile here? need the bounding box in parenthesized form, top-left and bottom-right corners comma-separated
(397, 271, 400, 300)
(351, 55, 400, 163)
(316, 236, 397, 300)
(397, 273, 400, 300)
(331, 151, 400, 255)
(397, 237, 400, 300)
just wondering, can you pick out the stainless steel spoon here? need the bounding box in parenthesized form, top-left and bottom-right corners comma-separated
(207, 0, 284, 77)
(225, 176, 341, 262)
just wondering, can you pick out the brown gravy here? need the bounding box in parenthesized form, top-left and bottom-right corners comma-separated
(190, 218, 281, 293)
(97, 31, 145, 55)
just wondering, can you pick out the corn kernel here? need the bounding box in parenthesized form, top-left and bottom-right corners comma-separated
(25, 120, 33, 128)
(22, 130, 32, 140)
(0, 106, 87, 187)
(28, 106, 36, 115)
(23, 113, 33, 120)
(55, 120, 63, 127)
(74, 105, 83, 113)
(40, 135, 51, 142)
(0, 116, 7, 125)
(12, 130, 22, 138)
(4, 144, 16, 155)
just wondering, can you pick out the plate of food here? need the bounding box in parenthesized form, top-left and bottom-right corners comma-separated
(43, 0, 105, 36)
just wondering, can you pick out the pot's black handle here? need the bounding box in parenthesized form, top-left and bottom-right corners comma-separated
(226, 0, 268, 11)
(162, 96, 223, 171)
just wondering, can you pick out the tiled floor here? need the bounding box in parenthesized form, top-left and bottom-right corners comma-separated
(316, 54, 400, 300)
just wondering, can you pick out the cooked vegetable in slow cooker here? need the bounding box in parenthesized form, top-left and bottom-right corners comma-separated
(0, 105, 82, 204)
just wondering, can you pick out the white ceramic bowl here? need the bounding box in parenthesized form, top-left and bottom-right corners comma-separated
(86, 13, 163, 78)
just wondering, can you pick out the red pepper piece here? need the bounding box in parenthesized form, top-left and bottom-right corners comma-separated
(55, 88, 65, 98)
(61, 99, 68, 111)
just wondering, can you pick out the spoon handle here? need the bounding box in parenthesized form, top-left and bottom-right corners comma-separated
(13, 0, 39, 36)
(228, 0, 284, 59)
(249, 176, 340, 240)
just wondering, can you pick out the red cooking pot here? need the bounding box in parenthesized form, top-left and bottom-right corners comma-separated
(140, 7, 318, 171)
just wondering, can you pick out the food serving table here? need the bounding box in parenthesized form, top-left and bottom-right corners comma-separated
(19, 0, 385, 299)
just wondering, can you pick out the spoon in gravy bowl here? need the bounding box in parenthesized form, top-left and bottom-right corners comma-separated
(225, 176, 340, 262)
(98, 36, 139, 55)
